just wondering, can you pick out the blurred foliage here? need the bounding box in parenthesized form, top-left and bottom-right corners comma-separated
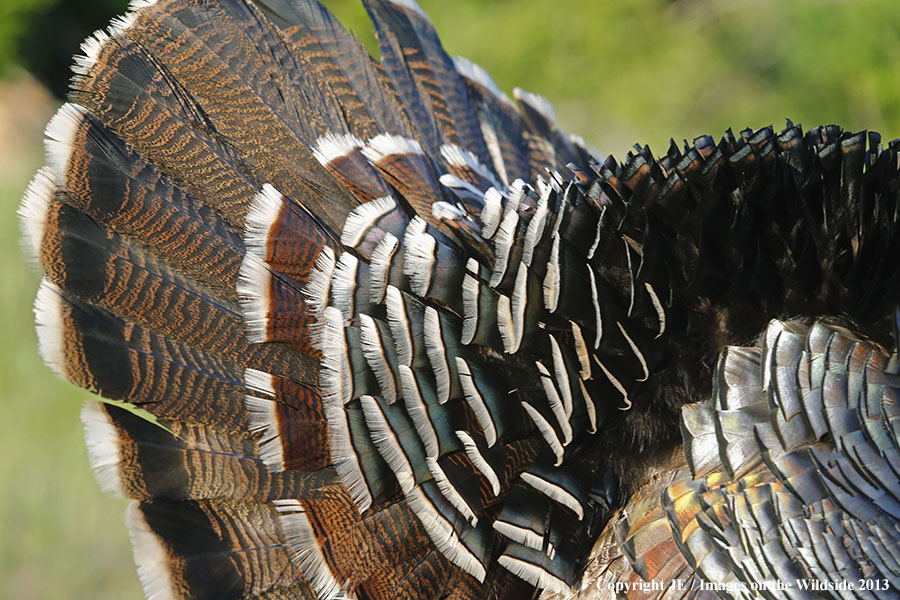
(4, 0, 900, 598)
(1, 0, 130, 97)
(337, 0, 900, 155)
(4, 0, 900, 152)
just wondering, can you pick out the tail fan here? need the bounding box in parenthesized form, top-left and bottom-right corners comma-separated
(20, 0, 900, 598)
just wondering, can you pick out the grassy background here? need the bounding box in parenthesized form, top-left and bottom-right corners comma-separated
(3, 1, 900, 598)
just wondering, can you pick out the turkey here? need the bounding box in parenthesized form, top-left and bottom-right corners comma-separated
(18, 0, 900, 598)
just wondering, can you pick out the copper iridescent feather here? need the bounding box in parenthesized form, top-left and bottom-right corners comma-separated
(18, 0, 900, 598)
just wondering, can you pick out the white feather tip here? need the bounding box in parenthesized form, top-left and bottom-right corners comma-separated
(34, 278, 67, 379)
(126, 503, 178, 600)
(81, 401, 124, 497)
(18, 167, 56, 262)
(513, 87, 557, 125)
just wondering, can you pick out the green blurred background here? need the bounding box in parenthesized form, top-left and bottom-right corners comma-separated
(2, 0, 900, 598)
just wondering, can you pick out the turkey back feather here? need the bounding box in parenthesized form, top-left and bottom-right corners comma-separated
(19, 0, 900, 599)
